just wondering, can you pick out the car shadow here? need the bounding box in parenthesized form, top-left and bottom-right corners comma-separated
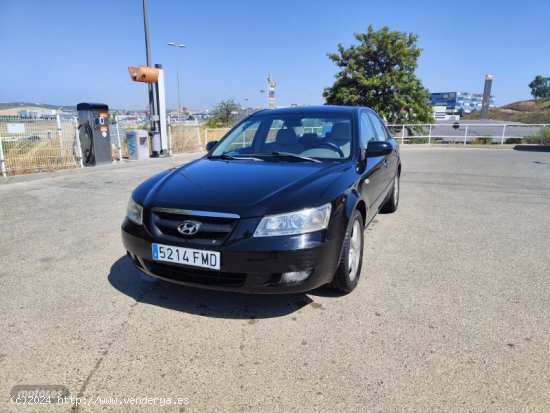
(108, 256, 320, 319)
(513, 144, 550, 152)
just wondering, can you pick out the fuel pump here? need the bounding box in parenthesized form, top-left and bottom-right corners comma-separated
(76, 103, 113, 166)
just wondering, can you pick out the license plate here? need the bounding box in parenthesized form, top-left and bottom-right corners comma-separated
(151, 243, 220, 270)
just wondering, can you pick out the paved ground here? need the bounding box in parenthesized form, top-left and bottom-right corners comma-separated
(0, 147, 549, 412)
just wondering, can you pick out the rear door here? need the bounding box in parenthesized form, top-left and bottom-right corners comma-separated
(367, 111, 398, 205)
(359, 111, 385, 219)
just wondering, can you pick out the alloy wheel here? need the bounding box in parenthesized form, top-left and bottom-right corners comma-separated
(347, 220, 362, 281)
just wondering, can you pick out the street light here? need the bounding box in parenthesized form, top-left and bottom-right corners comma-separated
(167, 42, 186, 116)
(244, 98, 249, 115)
(259, 90, 266, 109)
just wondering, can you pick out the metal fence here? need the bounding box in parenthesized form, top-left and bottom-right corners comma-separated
(0, 116, 82, 177)
(0, 116, 221, 177)
(114, 119, 216, 156)
(110, 121, 124, 161)
(204, 127, 231, 144)
(387, 123, 550, 145)
(169, 120, 203, 153)
(111, 118, 144, 160)
(4, 119, 547, 178)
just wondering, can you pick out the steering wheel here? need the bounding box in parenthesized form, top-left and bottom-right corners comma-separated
(313, 142, 345, 157)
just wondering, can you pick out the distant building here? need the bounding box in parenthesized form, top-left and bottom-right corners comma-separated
(429, 92, 495, 115)
(432, 105, 458, 121)
(17, 109, 58, 119)
(18, 110, 38, 118)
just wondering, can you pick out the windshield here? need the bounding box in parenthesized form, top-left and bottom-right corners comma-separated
(210, 114, 353, 161)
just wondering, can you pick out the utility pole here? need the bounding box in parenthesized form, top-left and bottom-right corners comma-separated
(259, 90, 265, 109)
(142, 0, 156, 136)
(167, 42, 186, 116)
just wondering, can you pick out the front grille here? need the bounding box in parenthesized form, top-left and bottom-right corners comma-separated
(150, 209, 238, 246)
(144, 260, 246, 287)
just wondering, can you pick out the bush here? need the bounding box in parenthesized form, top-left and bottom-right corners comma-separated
(505, 138, 522, 144)
(407, 137, 429, 144)
(522, 127, 550, 144)
(204, 118, 222, 128)
(523, 136, 542, 144)
(470, 137, 493, 145)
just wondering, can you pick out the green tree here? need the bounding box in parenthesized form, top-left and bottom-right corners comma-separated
(211, 99, 241, 127)
(323, 26, 432, 124)
(204, 118, 222, 128)
(109, 111, 118, 124)
(528, 75, 550, 100)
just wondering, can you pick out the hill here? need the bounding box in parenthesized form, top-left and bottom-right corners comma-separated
(0, 102, 77, 116)
(462, 98, 550, 123)
(0, 102, 131, 115)
(0, 102, 76, 110)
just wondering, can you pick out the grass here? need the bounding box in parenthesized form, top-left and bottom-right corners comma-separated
(462, 98, 550, 124)
(470, 137, 493, 145)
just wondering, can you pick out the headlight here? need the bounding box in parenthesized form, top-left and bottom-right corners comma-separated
(126, 197, 143, 225)
(254, 203, 332, 237)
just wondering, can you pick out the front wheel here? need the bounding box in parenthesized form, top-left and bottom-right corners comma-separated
(381, 173, 399, 213)
(330, 210, 364, 293)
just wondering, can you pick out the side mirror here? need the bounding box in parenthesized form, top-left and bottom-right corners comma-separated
(206, 141, 218, 151)
(366, 141, 393, 157)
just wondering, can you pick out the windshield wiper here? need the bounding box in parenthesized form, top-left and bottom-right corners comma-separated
(253, 152, 321, 163)
(208, 154, 263, 161)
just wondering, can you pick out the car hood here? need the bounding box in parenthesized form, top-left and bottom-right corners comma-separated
(138, 158, 353, 218)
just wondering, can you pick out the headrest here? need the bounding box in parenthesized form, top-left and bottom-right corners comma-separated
(300, 133, 318, 144)
(276, 128, 297, 144)
(330, 123, 351, 142)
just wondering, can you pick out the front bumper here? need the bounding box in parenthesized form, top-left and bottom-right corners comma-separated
(121, 216, 345, 294)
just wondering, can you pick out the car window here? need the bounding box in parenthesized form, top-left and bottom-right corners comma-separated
(367, 112, 387, 141)
(215, 120, 261, 153)
(360, 112, 376, 148)
(265, 119, 284, 143)
(211, 114, 353, 161)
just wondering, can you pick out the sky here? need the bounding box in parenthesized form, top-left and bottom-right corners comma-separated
(1, 0, 549, 110)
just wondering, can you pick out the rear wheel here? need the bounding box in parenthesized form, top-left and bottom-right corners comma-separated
(330, 210, 364, 293)
(381, 173, 399, 213)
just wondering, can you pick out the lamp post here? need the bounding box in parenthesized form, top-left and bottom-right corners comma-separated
(244, 98, 249, 115)
(167, 42, 186, 116)
(259, 90, 266, 109)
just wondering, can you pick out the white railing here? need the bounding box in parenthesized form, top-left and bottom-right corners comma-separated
(387, 123, 550, 145)
(2, 120, 547, 178)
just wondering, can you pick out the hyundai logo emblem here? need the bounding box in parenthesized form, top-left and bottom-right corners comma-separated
(177, 220, 201, 236)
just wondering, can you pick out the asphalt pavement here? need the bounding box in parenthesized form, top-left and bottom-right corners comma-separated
(0, 147, 549, 412)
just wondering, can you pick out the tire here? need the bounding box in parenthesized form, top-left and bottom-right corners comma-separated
(330, 210, 364, 293)
(381, 172, 400, 213)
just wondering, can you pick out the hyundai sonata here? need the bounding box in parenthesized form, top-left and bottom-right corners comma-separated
(122, 106, 400, 293)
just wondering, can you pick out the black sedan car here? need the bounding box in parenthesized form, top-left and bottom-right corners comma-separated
(122, 106, 400, 294)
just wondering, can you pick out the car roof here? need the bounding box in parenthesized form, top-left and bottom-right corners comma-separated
(254, 105, 368, 116)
